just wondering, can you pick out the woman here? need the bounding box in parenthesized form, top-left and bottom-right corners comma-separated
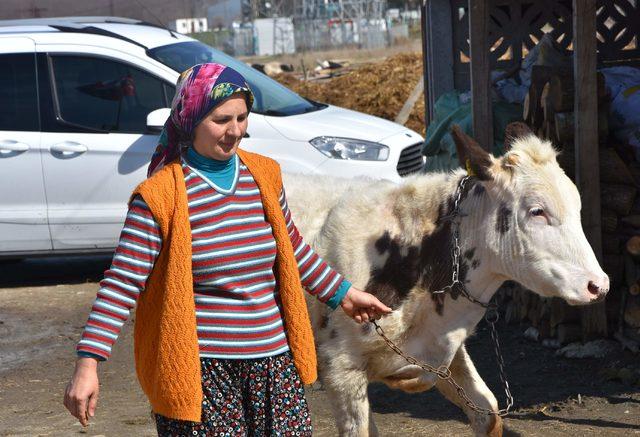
(64, 63, 391, 436)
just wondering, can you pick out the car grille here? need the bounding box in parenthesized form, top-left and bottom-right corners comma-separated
(396, 142, 425, 176)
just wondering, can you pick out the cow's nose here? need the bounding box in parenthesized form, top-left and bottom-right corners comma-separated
(587, 275, 609, 298)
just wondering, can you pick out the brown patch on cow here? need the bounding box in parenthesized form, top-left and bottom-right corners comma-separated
(365, 176, 474, 314)
(431, 293, 446, 315)
(487, 415, 503, 437)
(320, 314, 329, 329)
(473, 184, 485, 197)
(496, 203, 512, 234)
(423, 189, 471, 315)
(374, 232, 392, 254)
(365, 231, 422, 308)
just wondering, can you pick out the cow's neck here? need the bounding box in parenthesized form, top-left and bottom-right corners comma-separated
(438, 177, 506, 325)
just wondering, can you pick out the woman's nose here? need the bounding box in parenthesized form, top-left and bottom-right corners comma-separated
(228, 120, 242, 137)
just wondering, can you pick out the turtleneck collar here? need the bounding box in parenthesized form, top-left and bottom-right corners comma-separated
(185, 146, 234, 172)
(184, 146, 238, 194)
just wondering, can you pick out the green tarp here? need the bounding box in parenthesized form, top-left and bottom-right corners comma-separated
(422, 91, 523, 172)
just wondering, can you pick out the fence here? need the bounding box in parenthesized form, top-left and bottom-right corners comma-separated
(192, 18, 417, 56)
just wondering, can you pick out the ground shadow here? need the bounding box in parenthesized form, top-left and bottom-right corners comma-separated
(367, 319, 639, 429)
(0, 255, 112, 287)
(507, 411, 639, 430)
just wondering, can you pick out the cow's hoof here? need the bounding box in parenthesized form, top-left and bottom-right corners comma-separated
(487, 414, 503, 437)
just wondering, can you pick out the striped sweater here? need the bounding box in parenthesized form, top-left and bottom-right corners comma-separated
(77, 158, 350, 360)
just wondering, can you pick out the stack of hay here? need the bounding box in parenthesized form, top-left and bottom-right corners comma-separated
(273, 52, 426, 135)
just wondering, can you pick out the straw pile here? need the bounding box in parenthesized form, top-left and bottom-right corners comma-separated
(273, 52, 425, 135)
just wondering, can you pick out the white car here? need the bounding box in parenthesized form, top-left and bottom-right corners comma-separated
(0, 16, 425, 258)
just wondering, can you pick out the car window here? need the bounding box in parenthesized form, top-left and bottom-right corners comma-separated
(0, 53, 39, 131)
(163, 83, 176, 106)
(50, 56, 166, 133)
(148, 41, 325, 116)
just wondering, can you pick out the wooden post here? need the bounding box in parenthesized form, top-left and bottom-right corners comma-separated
(573, 0, 607, 339)
(423, 0, 455, 124)
(420, 1, 431, 126)
(468, 0, 493, 151)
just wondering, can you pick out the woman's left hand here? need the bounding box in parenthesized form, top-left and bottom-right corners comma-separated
(340, 287, 392, 323)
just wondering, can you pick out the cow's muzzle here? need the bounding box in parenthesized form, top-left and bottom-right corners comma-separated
(587, 276, 609, 303)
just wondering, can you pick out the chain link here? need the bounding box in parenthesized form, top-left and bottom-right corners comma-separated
(372, 320, 512, 416)
(434, 176, 469, 295)
(371, 175, 514, 417)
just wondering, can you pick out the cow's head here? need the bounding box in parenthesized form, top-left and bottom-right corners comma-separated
(451, 125, 609, 306)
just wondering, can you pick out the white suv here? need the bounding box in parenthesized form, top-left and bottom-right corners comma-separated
(0, 17, 425, 257)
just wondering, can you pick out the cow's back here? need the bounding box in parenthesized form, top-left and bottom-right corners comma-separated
(282, 173, 383, 243)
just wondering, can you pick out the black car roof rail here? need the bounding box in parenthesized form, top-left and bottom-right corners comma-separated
(49, 24, 148, 49)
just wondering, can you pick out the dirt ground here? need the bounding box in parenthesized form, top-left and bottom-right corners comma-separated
(1, 256, 639, 437)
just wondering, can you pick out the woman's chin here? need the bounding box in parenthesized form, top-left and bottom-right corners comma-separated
(211, 145, 238, 160)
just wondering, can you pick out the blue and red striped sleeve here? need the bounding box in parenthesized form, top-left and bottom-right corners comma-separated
(278, 188, 350, 309)
(76, 195, 161, 360)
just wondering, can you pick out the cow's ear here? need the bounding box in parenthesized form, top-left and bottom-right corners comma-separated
(450, 125, 494, 181)
(504, 121, 533, 150)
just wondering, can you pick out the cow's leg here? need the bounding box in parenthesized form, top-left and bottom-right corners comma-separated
(321, 361, 377, 437)
(435, 345, 502, 437)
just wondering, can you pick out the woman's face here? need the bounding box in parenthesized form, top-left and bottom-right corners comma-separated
(192, 94, 249, 160)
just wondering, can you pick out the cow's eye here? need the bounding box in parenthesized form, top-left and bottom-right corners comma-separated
(530, 208, 545, 217)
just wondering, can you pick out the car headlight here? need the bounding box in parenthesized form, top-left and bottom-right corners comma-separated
(310, 136, 390, 161)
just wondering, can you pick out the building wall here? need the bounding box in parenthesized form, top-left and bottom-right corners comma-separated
(254, 17, 295, 56)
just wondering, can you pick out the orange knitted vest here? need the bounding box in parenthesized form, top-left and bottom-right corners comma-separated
(130, 149, 317, 422)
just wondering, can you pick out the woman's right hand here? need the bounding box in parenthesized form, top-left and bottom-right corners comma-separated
(64, 357, 100, 426)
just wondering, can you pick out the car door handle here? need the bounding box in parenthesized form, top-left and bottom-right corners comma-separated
(50, 142, 88, 155)
(0, 140, 30, 153)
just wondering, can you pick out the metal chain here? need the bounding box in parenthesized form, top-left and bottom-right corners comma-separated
(372, 319, 513, 416)
(371, 175, 514, 417)
(488, 312, 515, 415)
(433, 176, 470, 296)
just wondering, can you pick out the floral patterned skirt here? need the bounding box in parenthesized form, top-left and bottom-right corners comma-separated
(154, 352, 313, 436)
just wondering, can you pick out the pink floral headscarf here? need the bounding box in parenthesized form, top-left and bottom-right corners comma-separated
(147, 63, 254, 176)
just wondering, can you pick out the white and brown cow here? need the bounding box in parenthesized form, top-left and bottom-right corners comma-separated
(283, 126, 609, 436)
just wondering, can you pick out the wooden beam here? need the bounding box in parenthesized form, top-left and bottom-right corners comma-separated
(573, 0, 607, 339)
(423, 0, 455, 124)
(420, 1, 431, 126)
(396, 75, 425, 126)
(468, 0, 493, 150)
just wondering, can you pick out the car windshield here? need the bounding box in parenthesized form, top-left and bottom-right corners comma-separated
(147, 41, 323, 116)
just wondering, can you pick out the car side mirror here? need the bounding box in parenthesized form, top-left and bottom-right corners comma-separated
(146, 108, 171, 134)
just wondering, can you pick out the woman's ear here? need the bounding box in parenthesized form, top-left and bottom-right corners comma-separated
(450, 125, 494, 181)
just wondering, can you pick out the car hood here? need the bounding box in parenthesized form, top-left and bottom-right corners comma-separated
(264, 105, 415, 144)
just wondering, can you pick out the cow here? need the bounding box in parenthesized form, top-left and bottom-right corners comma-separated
(282, 126, 609, 437)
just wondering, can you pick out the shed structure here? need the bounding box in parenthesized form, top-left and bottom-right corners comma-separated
(420, 0, 640, 339)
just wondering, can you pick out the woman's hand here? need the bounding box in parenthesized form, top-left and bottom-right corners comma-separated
(64, 357, 100, 426)
(340, 286, 392, 323)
